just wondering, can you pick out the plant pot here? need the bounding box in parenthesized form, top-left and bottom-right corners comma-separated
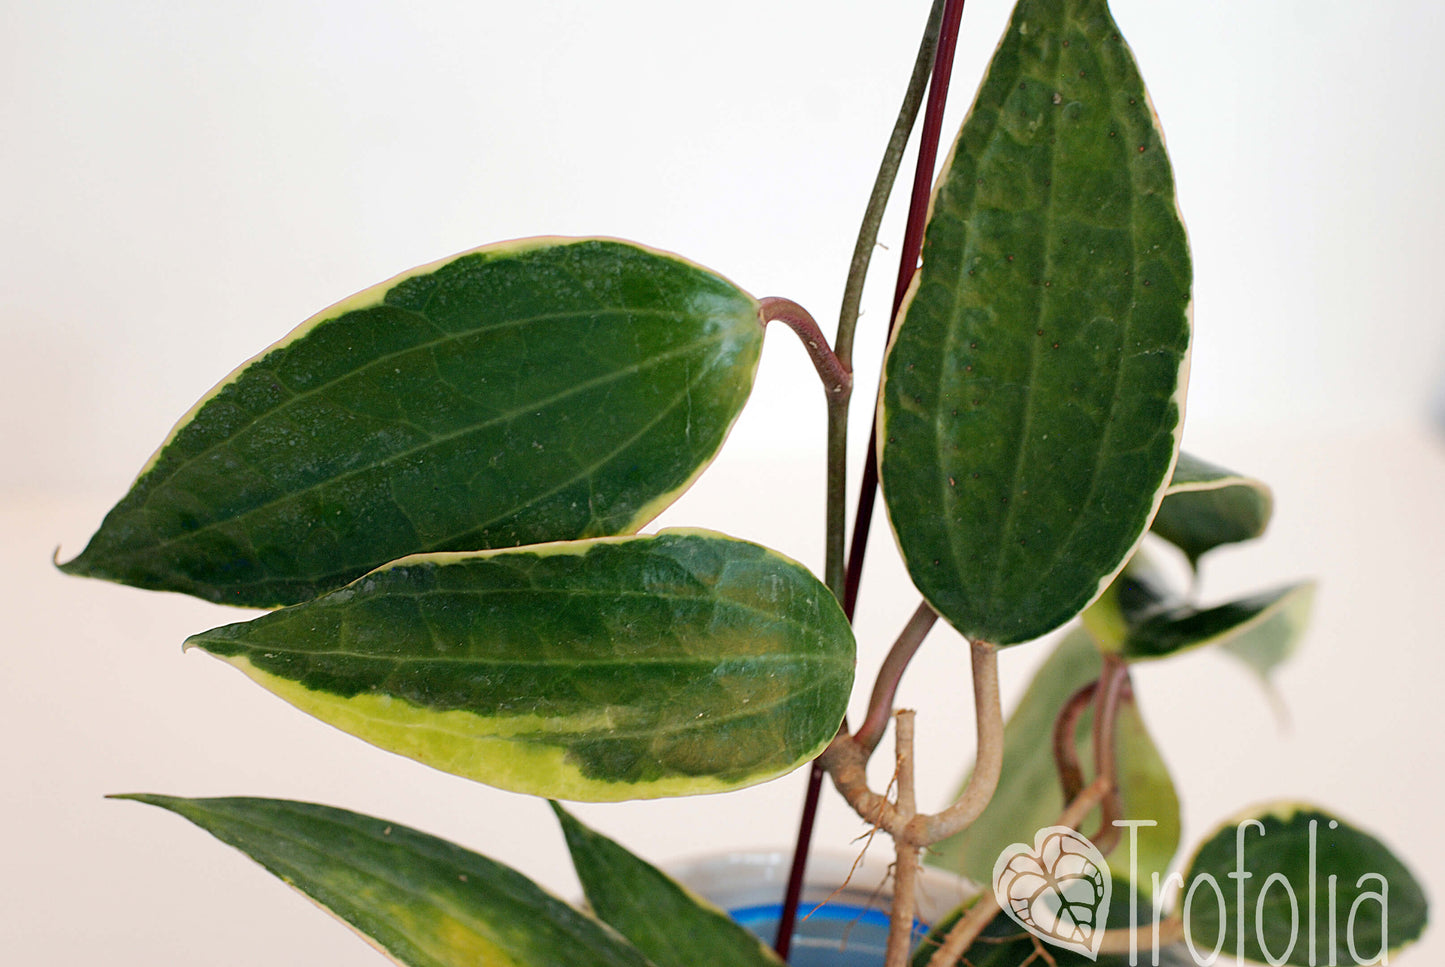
(670, 851, 976, 967)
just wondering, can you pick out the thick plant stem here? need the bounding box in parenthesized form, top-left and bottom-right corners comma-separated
(819, 638, 1002, 846)
(844, 0, 969, 618)
(759, 299, 851, 961)
(925, 777, 1114, 967)
(775, 2, 953, 958)
(833, 0, 947, 371)
(885, 711, 920, 967)
(853, 601, 938, 756)
(906, 640, 1001, 845)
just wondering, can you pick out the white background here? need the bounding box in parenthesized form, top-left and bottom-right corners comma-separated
(3, 1, 1442, 963)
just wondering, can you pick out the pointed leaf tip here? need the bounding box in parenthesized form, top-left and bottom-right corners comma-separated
(63, 238, 763, 608)
(879, 0, 1192, 646)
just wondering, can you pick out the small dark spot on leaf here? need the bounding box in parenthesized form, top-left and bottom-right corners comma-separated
(888, 436, 896, 443)
(972, 472, 981, 479)
(907, 362, 915, 371)
(949, 476, 956, 487)
(1063, 39, 1070, 47)
(1138, 145, 1147, 153)
(1109, 130, 1117, 138)
(1143, 279, 1152, 287)
(970, 342, 978, 349)
(1001, 496, 1009, 505)
(972, 399, 982, 406)
(1006, 254, 1014, 262)
(964, 364, 973, 372)
(1036, 329, 1045, 336)
(1052, 342, 1060, 349)
(933, 559, 941, 565)
(1129, 97, 1137, 105)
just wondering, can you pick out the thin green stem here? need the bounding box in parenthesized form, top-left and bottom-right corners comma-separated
(774, 5, 950, 957)
(845, 0, 968, 619)
(833, 0, 947, 372)
(778, 1, 964, 959)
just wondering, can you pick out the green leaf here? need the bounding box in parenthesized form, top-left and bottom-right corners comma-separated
(912, 888, 1196, 967)
(1085, 553, 1315, 666)
(551, 803, 784, 967)
(878, 0, 1191, 646)
(925, 630, 1180, 897)
(61, 238, 764, 608)
(1153, 452, 1274, 568)
(114, 794, 654, 967)
(185, 530, 855, 802)
(1180, 804, 1428, 965)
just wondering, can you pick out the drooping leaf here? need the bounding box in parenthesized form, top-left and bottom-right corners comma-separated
(925, 630, 1180, 897)
(912, 887, 1195, 967)
(1180, 804, 1428, 965)
(1152, 452, 1273, 569)
(61, 238, 764, 608)
(115, 794, 654, 967)
(1216, 583, 1315, 686)
(185, 530, 855, 802)
(1084, 553, 1315, 666)
(879, 0, 1192, 645)
(551, 803, 784, 967)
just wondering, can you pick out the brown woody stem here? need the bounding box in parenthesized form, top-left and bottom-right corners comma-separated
(905, 639, 1002, 845)
(853, 601, 939, 756)
(885, 711, 920, 967)
(759, 297, 852, 401)
(1053, 679, 1097, 803)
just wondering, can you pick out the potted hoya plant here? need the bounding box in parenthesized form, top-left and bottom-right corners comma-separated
(55, 0, 1430, 964)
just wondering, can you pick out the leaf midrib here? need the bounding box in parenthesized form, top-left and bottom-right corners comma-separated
(130, 329, 733, 561)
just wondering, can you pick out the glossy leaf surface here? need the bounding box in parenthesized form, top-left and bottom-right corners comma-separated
(61, 238, 763, 607)
(186, 530, 855, 801)
(1152, 452, 1273, 568)
(879, 0, 1192, 645)
(1181, 804, 1427, 965)
(1086, 553, 1315, 665)
(925, 630, 1180, 895)
(552, 803, 783, 967)
(117, 794, 653, 967)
